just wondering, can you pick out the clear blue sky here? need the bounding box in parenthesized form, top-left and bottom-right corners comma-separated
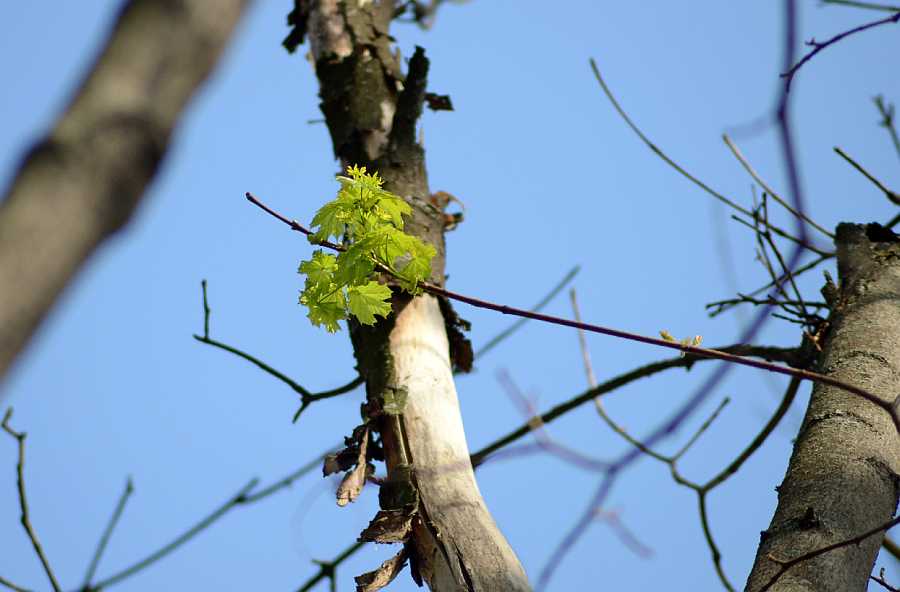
(1, 2, 898, 591)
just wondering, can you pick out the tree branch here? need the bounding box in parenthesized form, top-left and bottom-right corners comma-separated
(0, 0, 249, 383)
(193, 280, 363, 423)
(81, 477, 134, 590)
(1, 409, 62, 592)
(781, 11, 900, 91)
(246, 191, 897, 431)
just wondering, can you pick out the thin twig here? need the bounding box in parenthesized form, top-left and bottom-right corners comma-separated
(2, 409, 62, 592)
(475, 265, 580, 359)
(760, 515, 900, 591)
(872, 567, 900, 591)
(246, 191, 897, 431)
(90, 479, 259, 590)
(297, 541, 367, 592)
(470, 344, 803, 468)
(193, 280, 363, 422)
(724, 134, 834, 238)
(833, 146, 900, 205)
(586, 60, 817, 253)
(82, 477, 135, 589)
(707, 253, 833, 318)
(822, 0, 900, 12)
(874, 95, 900, 161)
(781, 11, 900, 91)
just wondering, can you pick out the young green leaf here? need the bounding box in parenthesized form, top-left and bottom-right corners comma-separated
(347, 281, 393, 325)
(298, 165, 436, 331)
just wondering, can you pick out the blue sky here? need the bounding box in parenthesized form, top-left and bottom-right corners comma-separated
(1, 2, 898, 591)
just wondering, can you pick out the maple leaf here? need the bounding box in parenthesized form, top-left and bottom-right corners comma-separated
(348, 281, 392, 325)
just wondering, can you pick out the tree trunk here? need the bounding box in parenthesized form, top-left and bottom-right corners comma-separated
(0, 0, 249, 382)
(293, 1, 530, 589)
(744, 223, 900, 591)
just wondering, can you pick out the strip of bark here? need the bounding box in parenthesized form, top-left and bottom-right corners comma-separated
(0, 0, 249, 382)
(745, 223, 900, 592)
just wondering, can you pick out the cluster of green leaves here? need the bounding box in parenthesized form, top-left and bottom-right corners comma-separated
(298, 165, 436, 332)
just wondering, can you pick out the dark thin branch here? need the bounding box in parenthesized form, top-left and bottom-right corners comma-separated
(475, 265, 580, 359)
(2, 409, 62, 592)
(707, 253, 833, 318)
(759, 515, 900, 591)
(246, 191, 897, 430)
(781, 11, 900, 91)
(874, 95, 900, 161)
(241, 449, 334, 503)
(297, 541, 367, 592)
(469, 344, 802, 468)
(193, 280, 363, 423)
(87, 447, 332, 591)
(573, 289, 804, 590)
(81, 477, 134, 590)
(872, 567, 900, 591)
(0, 576, 32, 592)
(724, 134, 833, 239)
(833, 146, 900, 205)
(822, 0, 900, 12)
(586, 60, 817, 254)
(89, 479, 259, 590)
(706, 295, 827, 316)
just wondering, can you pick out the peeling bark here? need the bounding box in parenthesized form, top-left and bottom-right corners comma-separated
(297, 1, 530, 589)
(744, 224, 900, 592)
(0, 0, 249, 381)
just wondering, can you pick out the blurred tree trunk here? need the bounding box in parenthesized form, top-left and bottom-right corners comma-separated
(745, 223, 900, 592)
(0, 0, 249, 383)
(292, 2, 530, 590)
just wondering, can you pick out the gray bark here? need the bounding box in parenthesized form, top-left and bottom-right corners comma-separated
(294, 1, 530, 589)
(744, 223, 900, 592)
(0, 0, 249, 381)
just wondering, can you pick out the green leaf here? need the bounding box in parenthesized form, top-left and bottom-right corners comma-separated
(347, 281, 392, 325)
(310, 200, 347, 242)
(335, 244, 375, 287)
(298, 165, 436, 332)
(299, 250, 338, 286)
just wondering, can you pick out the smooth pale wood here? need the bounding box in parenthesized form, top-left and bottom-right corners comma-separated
(391, 294, 531, 591)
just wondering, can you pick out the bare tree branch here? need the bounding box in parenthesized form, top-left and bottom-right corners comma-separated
(192, 280, 364, 423)
(781, 10, 900, 91)
(81, 477, 134, 590)
(1, 409, 61, 592)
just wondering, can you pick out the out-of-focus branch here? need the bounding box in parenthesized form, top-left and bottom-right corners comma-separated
(874, 96, 900, 161)
(2, 409, 61, 592)
(0, 0, 250, 384)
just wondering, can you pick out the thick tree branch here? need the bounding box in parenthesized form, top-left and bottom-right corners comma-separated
(0, 0, 249, 383)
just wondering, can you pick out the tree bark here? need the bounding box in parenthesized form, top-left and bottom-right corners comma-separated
(0, 0, 249, 382)
(744, 223, 900, 592)
(293, 1, 530, 589)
